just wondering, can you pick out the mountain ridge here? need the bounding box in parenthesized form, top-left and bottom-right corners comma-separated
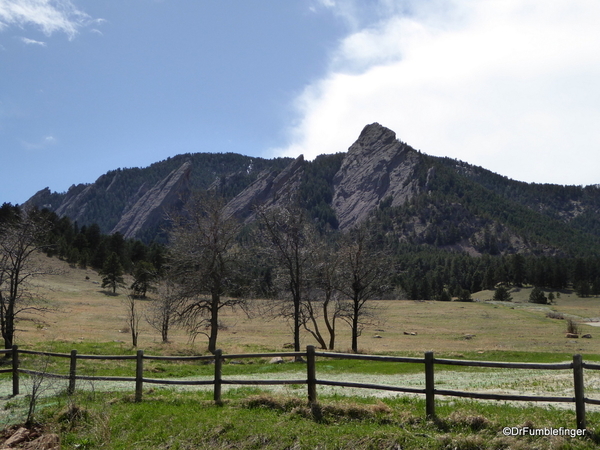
(24, 123, 600, 256)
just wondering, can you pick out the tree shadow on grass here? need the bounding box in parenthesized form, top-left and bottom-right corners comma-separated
(98, 290, 120, 297)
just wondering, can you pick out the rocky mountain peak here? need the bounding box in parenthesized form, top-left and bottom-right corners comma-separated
(354, 122, 398, 151)
(331, 123, 422, 229)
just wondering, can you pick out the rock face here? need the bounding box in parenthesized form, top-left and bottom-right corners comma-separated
(224, 123, 422, 230)
(331, 123, 421, 229)
(111, 161, 191, 239)
(224, 155, 305, 222)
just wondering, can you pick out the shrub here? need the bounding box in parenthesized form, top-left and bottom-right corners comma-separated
(438, 290, 452, 302)
(457, 289, 473, 302)
(546, 311, 564, 320)
(566, 319, 579, 335)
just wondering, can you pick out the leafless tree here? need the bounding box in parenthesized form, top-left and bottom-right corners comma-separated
(0, 209, 53, 350)
(168, 192, 246, 353)
(124, 293, 141, 347)
(337, 226, 390, 353)
(24, 351, 58, 426)
(146, 275, 181, 343)
(295, 236, 348, 350)
(256, 202, 316, 355)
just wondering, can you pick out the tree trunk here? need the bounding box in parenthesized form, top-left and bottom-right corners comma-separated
(328, 322, 336, 351)
(304, 300, 327, 349)
(208, 292, 220, 354)
(322, 293, 336, 350)
(131, 327, 138, 347)
(351, 297, 359, 353)
(161, 315, 169, 343)
(294, 296, 301, 352)
(3, 307, 14, 351)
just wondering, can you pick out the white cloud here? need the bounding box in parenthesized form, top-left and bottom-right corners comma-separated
(20, 36, 45, 45)
(277, 0, 600, 186)
(20, 134, 57, 150)
(0, 0, 91, 39)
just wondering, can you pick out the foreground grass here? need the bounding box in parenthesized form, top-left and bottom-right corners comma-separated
(3, 342, 600, 448)
(9, 388, 597, 449)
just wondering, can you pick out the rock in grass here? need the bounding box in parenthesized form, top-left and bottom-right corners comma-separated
(4, 427, 29, 447)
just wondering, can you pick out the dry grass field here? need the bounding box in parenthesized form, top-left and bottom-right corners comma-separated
(16, 254, 600, 357)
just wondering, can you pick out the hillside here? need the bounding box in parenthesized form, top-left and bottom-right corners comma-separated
(26, 153, 293, 239)
(25, 123, 600, 257)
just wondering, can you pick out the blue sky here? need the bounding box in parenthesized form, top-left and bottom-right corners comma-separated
(2, 0, 600, 205)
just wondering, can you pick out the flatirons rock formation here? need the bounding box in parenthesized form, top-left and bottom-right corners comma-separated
(111, 161, 191, 239)
(223, 123, 422, 229)
(223, 155, 304, 222)
(331, 123, 422, 229)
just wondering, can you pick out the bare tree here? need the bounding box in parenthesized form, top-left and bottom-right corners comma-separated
(309, 240, 346, 350)
(24, 351, 59, 426)
(291, 234, 347, 351)
(0, 209, 53, 350)
(338, 226, 390, 353)
(256, 202, 316, 355)
(168, 192, 246, 353)
(124, 293, 141, 347)
(146, 275, 181, 343)
(298, 291, 327, 350)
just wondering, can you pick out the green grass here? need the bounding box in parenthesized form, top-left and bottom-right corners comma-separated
(2, 342, 600, 398)
(4, 341, 600, 448)
(4, 341, 599, 381)
(14, 388, 598, 449)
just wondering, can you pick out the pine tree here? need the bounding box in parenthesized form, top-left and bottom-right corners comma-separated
(100, 252, 125, 294)
(493, 285, 512, 302)
(529, 286, 548, 304)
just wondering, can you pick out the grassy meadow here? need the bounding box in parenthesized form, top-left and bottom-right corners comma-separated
(3, 255, 600, 448)
(18, 254, 600, 357)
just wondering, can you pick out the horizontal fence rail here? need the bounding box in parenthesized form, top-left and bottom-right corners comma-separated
(2, 345, 597, 429)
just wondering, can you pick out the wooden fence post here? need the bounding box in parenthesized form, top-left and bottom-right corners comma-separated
(12, 345, 19, 396)
(307, 346, 317, 404)
(68, 349, 77, 395)
(135, 349, 144, 402)
(214, 349, 223, 405)
(573, 354, 586, 430)
(425, 351, 435, 419)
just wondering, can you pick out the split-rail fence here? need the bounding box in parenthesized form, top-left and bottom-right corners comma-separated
(0, 345, 597, 430)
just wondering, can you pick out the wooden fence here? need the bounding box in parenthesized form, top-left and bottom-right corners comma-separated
(1, 345, 598, 430)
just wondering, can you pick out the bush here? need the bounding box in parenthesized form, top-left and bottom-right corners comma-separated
(546, 310, 564, 320)
(457, 289, 473, 302)
(438, 290, 452, 302)
(567, 319, 579, 335)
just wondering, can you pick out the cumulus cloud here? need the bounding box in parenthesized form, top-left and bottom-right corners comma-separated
(0, 0, 92, 39)
(277, 0, 600, 186)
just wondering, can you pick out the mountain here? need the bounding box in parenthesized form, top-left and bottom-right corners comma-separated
(25, 153, 293, 241)
(25, 123, 600, 256)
